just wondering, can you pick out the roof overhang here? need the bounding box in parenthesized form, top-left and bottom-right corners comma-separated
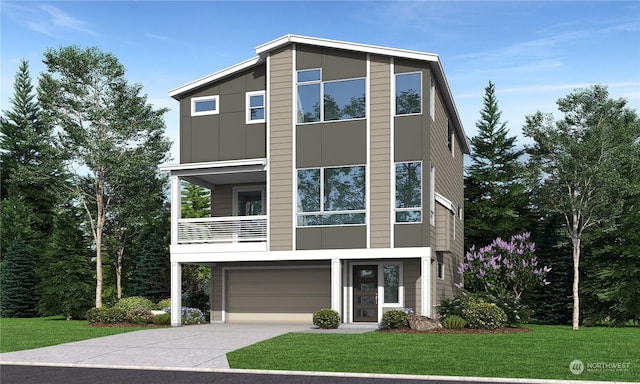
(160, 158, 267, 188)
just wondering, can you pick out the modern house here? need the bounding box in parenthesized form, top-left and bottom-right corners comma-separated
(162, 35, 469, 326)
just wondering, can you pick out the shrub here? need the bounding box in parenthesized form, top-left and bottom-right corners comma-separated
(155, 298, 171, 311)
(437, 295, 482, 320)
(480, 292, 532, 326)
(442, 315, 467, 329)
(127, 307, 154, 324)
(382, 308, 413, 329)
(86, 307, 127, 324)
(313, 308, 341, 329)
(463, 301, 507, 329)
(113, 296, 155, 313)
(165, 306, 206, 325)
(152, 313, 171, 325)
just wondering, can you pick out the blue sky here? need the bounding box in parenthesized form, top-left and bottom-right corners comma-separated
(2, 1, 639, 163)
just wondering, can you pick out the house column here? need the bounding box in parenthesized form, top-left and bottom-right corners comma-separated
(331, 258, 342, 319)
(421, 254, 431, 317)
(170, 175, 180, 245)
(170, 262, 182, 327)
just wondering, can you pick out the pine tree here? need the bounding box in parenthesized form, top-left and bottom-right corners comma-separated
(465, 81, 530, 250)
(0, 238, 39, 317)
(181, 181, 211, 218)
(131, 231, 170, 302)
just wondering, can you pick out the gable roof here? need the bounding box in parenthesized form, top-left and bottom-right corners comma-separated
(169, 34, 469, 154)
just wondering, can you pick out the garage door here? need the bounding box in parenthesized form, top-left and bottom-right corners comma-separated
(225, 268, 330, 323)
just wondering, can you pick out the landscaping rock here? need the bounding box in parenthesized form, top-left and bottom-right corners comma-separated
(408, 314, 442, 331)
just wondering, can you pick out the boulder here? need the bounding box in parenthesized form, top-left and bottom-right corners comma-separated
(408, 314, 442, 331)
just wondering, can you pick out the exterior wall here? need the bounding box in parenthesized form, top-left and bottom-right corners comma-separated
(403, 258, 421, 314)
(369, 54, 391, 249)
(210, 182, 267, 217)
(268, 47, 294, 251)
(179, 66, 266, 163)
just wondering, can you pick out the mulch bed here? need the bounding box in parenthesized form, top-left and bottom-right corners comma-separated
(380, 327, 531, 334)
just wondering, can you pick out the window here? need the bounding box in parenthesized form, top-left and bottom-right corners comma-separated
(383, 265, 400, 303)
(430, 77, 435, 119)
(297, 69, 366, 123)
(395, 72, 421, 115)
(430, 163, 435, 226)
(191, 95, 219, 116)
(437, 262, 444, 280)
(395, 162, 422, 223)
(297, 166, 366, 226)
(448, 119, 455, 156)
(246, 91, 265, 123)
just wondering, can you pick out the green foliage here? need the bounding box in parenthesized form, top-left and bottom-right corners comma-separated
(442, 315, 467, 329)
(155, 298, 171, 311)
(0, 238, 39, 317)
(182, 265, 210, 312)
(86, 307, 127, 323)
(463, 302, 507, 329)
(113, 296, 155, 313)
(130, 231, 170, 302)
(181, 181, 211, 218)
(126, 307, 154, 324)
(381, 309, 410, 329)
(151, 313, 171, 325)
(313, 308, 341, 329)
(437, 295, 481, 320)
(465, 81, 531, 251)
(478, 292, 531, 326)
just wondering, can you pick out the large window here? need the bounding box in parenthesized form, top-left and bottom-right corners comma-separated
(395, 72, 421, 115)
(246, 91, 265, 123)
(383, 264, 400, 303)
(297, 165, 366, 226)
(395, 162, 422, 223)
(297, 69, 366, 123)
(191, 95, 219, 116)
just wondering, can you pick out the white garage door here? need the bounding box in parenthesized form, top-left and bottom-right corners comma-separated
(225, 268, 331, 323)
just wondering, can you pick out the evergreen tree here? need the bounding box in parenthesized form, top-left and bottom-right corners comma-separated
(37, 204, 94, 319)
(0, 238, 38, 317)
(131, 231, 170, 302)
(465, 81, 530, 250)
(181, 181, 210, 218)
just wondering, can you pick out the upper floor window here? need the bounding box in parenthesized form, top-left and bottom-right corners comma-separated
(395, 72, 421, 115)
(297, 69, 366, 123)
(246, 91, 265, 123)
(430, 77, 435, 120)
(447, 119, 455, 156)
(395, 162, 422, 223)
(430, 163, 435, 226)
(191, 95, 219, 116)
(297, 165, 366, 226)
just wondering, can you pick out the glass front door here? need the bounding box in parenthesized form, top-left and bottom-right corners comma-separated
(353, 265, 378, 322)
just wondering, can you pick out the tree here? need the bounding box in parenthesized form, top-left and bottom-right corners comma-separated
(523, 85, 640, 330)
(0, 59, 63, 255)
(465, 81, 530, 250)
(37, 203, 94, 319)
(39, 46, 171, 307)
(131, 230, 170, 302)
(0, 238, 38, 317)
(181, 181, 210, 218)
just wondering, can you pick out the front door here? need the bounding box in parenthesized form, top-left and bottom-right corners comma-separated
(353, 265, 378, 322)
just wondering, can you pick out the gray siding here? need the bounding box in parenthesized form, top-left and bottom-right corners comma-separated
(296, 226, 366, 250)
(297, 45, 366, 80)
(269, 47, 294, 251)
(179, 66, 266, 163)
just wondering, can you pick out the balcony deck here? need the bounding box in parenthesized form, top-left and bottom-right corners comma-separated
(177, 215, 267, 245)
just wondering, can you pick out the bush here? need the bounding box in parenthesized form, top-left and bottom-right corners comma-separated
(127, 307, 154, 324)
(165, 306, 206, 325)
(437, 295, 482, 320)
(313, 308, 341, 329)
(155, 298, 171, 311)
(463, 301, 507, 329)
(382, 308, 413, 329)
(152, 313, 171, 325)
(480, 292, 531, 325)
(442, 315, 466, 329)
(86, 307, 127, 324)
(113, 296, 155, 313)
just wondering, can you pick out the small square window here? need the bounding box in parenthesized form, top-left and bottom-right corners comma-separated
(246, 91, 265, 123)
(191, 95, 219, 116)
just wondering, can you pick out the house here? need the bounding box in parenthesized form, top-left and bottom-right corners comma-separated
(161, 35, 469, 326)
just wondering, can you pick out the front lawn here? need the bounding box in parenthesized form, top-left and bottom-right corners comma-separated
(227, 325, 639, 381)
(0, 316, 151, 353)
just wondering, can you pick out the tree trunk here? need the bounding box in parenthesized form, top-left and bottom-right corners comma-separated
(95, 178, 105, 308)
(572, 236, 581, 330)
(116, 246, 124, 300)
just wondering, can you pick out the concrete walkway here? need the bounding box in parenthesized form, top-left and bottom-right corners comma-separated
(0, 323, 377, 370)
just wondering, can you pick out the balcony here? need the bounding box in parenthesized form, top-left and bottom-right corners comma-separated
(178, 215, 267, 244)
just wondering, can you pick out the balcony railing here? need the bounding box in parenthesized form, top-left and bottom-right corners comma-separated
(177, 216, 267, 244)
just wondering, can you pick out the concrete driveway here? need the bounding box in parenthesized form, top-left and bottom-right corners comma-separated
(0, 323, 376, 371)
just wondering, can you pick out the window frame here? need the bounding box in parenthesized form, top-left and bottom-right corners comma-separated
(296, 69, 366, 124)
(191, 95, 219, 116)
(394, 161, 423, 224)
(394, 71, 422, 116)
(246, 90, 266, 124)
(437, 261, 445, 280)
(430, 163, 436, 226)
(296, 165, 367, 227)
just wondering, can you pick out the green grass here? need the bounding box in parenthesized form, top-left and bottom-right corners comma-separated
(227, 325, 640, 381)
(0, 316, 151, 353)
